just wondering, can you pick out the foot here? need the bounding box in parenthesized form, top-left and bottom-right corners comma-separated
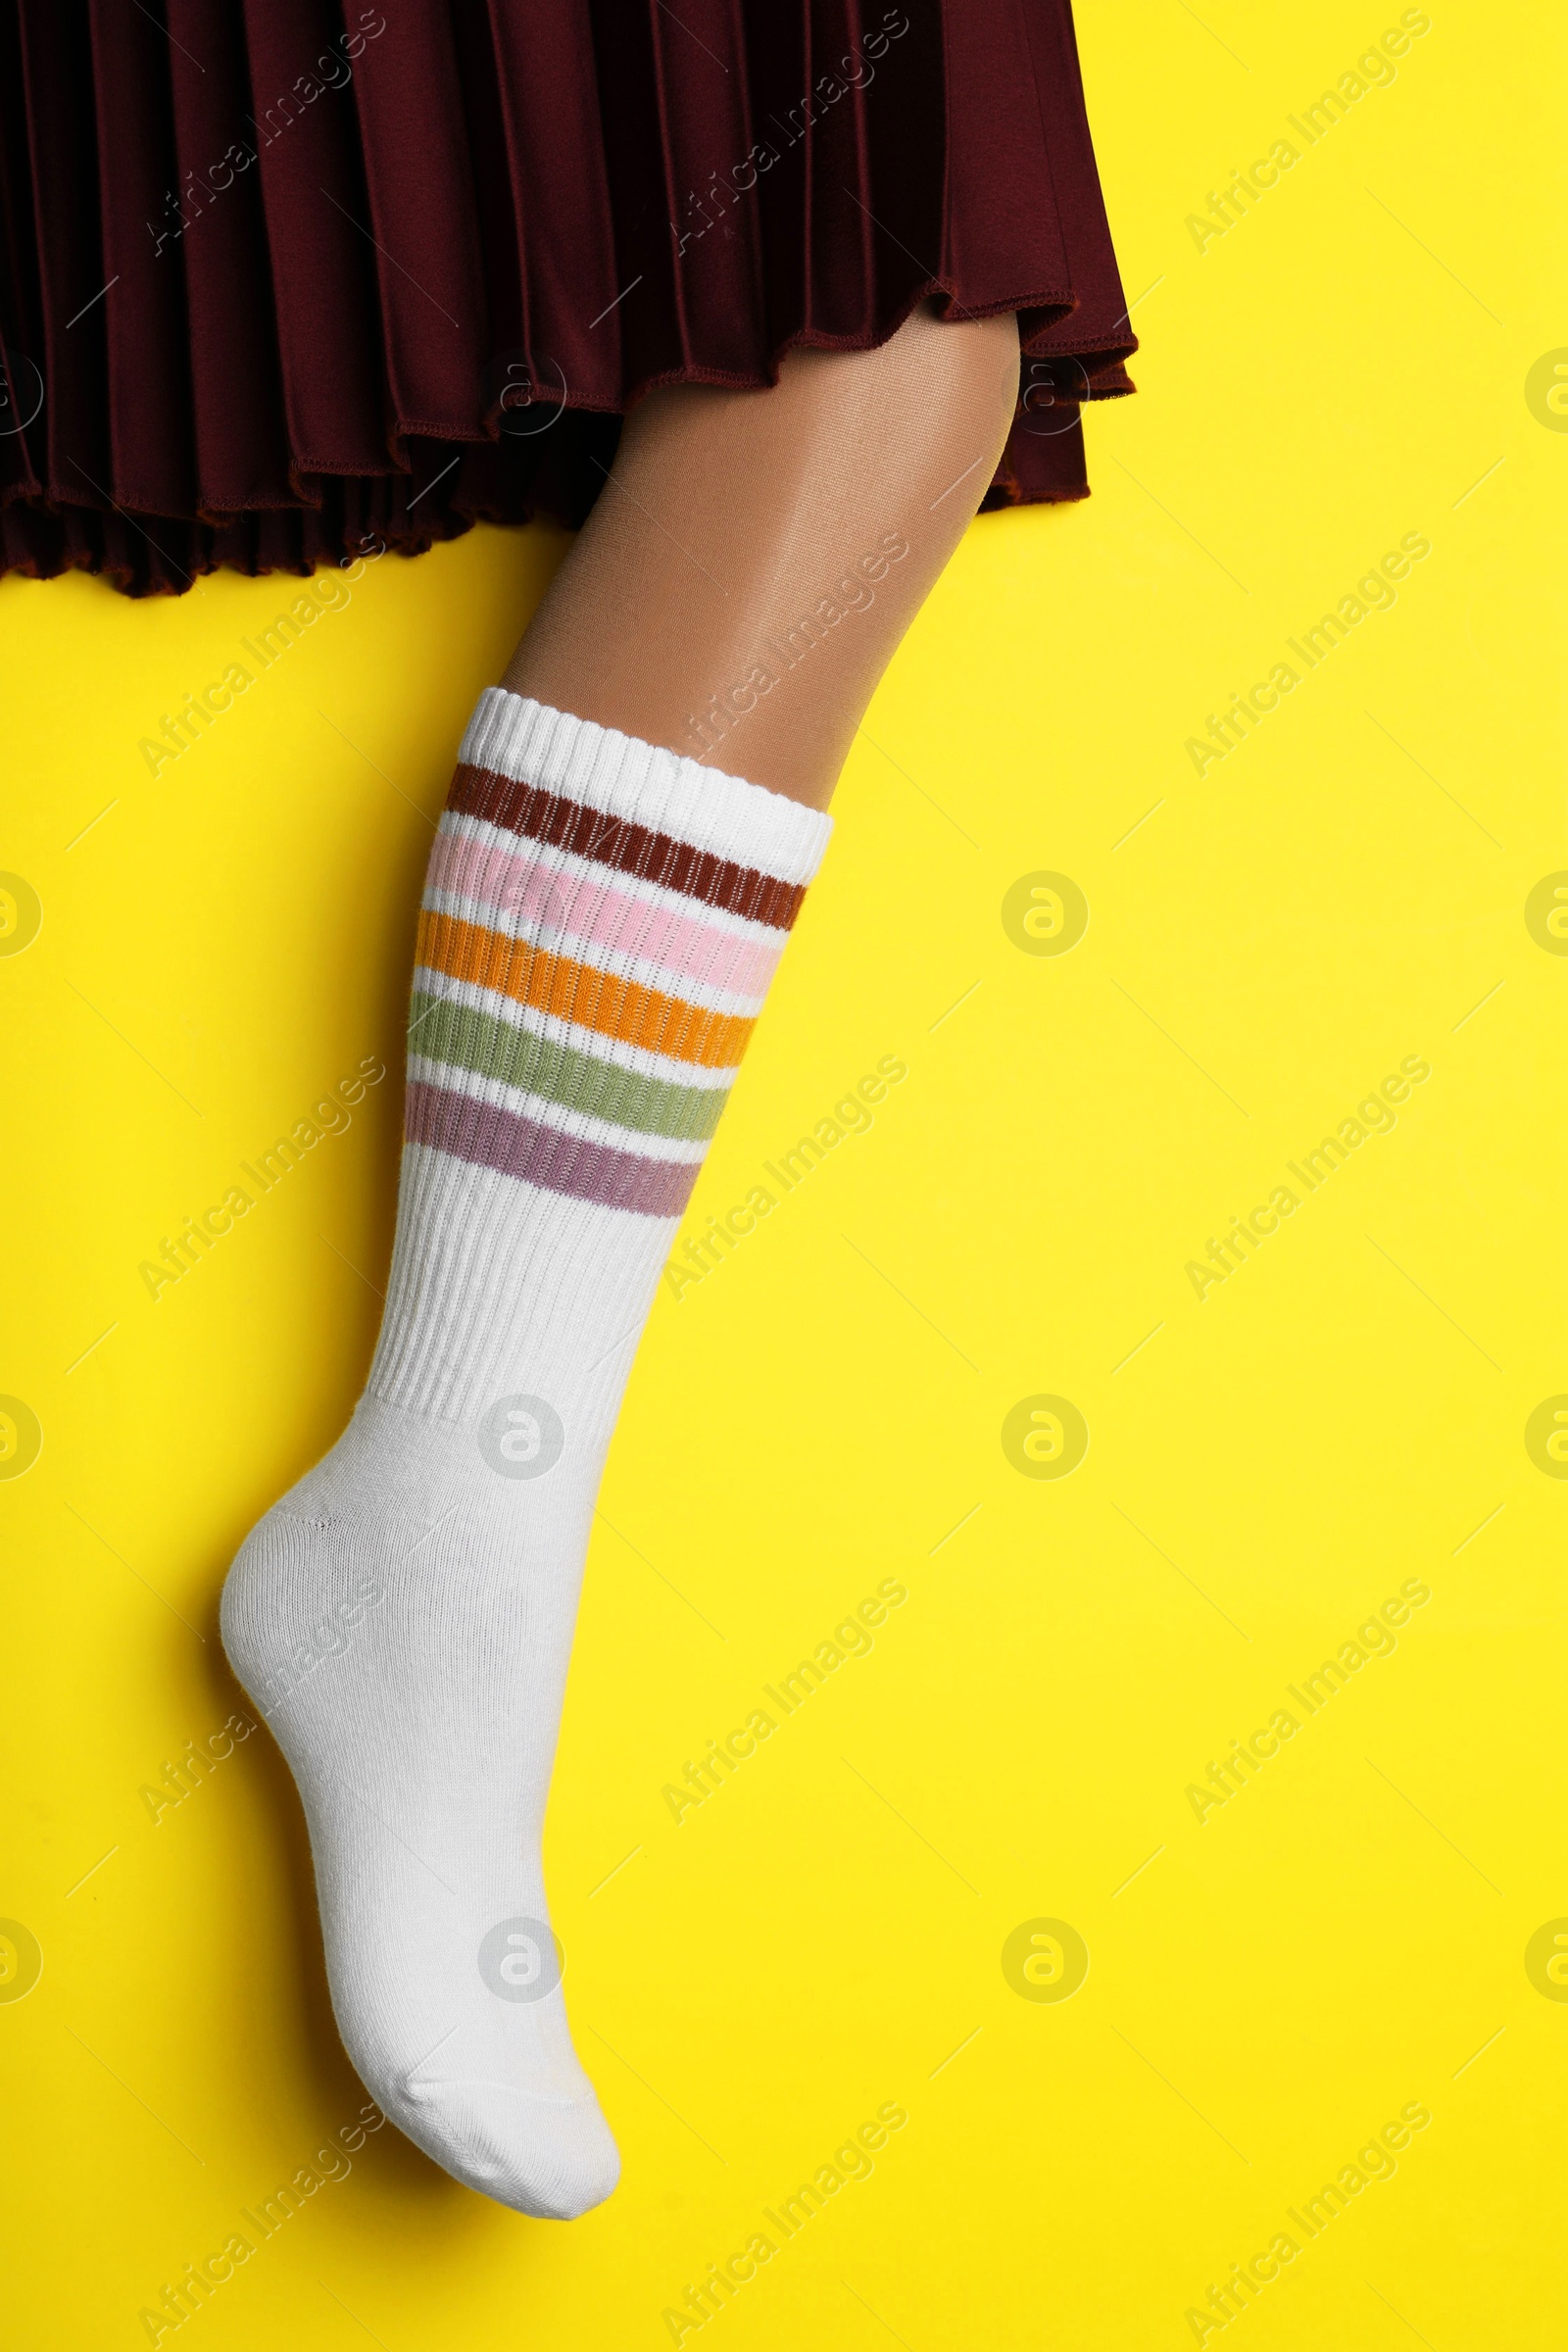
(220, 1396, 619, 2218)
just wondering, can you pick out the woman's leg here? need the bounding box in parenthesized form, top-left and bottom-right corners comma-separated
(220, 306, 1019, 2220)
(505, 302, 1022, 807)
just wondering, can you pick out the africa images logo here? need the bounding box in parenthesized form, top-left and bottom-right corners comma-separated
(477, 1396, 564, 1480)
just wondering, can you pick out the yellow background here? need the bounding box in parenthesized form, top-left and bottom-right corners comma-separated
(2, 1, 1562, 2341)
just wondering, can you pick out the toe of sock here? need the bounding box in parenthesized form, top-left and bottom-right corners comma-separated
(392, 2075, 620, 2218)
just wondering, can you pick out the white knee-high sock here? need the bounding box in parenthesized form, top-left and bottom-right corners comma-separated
(221, 690, 831, 2217)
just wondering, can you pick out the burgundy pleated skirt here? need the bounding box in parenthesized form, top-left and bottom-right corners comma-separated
(0, 3, 1135, 598)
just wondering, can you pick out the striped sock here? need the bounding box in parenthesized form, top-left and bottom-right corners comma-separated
(220, 691, 830, 2218)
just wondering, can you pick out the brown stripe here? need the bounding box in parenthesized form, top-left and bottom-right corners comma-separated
(446, 762, 807, 931)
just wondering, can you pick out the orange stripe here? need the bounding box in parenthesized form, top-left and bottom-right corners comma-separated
(417, 909, 754, 1070)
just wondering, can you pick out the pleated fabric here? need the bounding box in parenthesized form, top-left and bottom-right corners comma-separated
(0, 1, 1136, 597)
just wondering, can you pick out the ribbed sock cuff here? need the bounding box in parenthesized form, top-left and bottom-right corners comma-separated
(460, 688, 834, 886)
(369, 694, 832, 1418)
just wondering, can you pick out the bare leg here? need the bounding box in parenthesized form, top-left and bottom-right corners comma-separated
(502, 302, 1022, 808)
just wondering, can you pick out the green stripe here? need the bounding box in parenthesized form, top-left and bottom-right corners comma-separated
(407, 991, 731, 1145)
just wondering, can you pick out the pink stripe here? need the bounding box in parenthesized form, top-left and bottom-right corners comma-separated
(428, 827, 786, 998)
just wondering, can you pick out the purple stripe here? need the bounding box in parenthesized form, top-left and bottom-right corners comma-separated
(406, 1080, 698, 1217)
